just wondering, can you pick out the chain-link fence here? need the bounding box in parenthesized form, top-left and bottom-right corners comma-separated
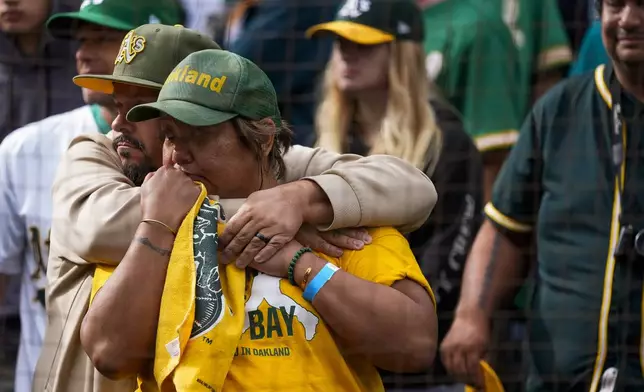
(0, 0, 613, 391)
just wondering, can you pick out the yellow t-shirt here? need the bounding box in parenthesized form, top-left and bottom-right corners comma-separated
(222, 227, 435, 391)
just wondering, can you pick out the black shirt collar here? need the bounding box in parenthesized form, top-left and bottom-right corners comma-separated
(603, 63, 644, 119)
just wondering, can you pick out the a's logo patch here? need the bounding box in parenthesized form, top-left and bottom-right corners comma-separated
(190, 200, 226, 339)
(115, 30, 146, 65)
(425, 51, 444, 81)
(338, 0, 371, 18)
(397, 21, 410, 35)
(80, 0, 104, 10)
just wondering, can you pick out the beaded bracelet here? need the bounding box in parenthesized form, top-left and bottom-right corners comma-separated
(288, 247, 312, 286)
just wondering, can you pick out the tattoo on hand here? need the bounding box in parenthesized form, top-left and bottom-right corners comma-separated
(478, 232, 501, 309)
(136, 237, 171, 257)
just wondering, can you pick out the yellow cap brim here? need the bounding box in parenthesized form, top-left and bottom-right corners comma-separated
(464, 360, 505, 392)
(73, 74, 163, 94)
(305, 20, 394, 45)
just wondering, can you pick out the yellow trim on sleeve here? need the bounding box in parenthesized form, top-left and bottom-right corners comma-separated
(484, 203, 532, 233)
(537, 45, 573, 71)
(475, 130, 519, 152)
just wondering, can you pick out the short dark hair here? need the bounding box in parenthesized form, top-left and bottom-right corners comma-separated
(232, 117, 293, 180)
(596, 0, 602, 15)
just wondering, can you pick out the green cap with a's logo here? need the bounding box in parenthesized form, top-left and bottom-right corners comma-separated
(306, 0, 424, 45)
(126, 50, 281, 127)
(73, 24, 221, 94)
(47, 0, 184, 38)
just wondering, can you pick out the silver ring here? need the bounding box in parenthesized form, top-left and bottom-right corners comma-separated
(255, 232, 271, 243)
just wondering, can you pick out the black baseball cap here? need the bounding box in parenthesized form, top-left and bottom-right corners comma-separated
(306, 0, 424, 45)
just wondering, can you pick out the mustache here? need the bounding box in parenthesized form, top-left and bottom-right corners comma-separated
(617, 30, 644, 40)
(113, 134, 145, 151)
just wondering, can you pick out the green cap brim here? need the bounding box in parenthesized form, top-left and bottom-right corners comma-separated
(127, 100, 238, 126)
(305, 20, 395, 45)
(46, 11, 134, 38)
(73, 74, 163, 94)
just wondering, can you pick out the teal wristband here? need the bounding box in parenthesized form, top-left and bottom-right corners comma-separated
(288, 247, 312, 286)
(302, 263, 339, 302)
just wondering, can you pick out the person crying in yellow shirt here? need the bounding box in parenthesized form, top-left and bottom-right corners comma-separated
(81, 49, 438, 392)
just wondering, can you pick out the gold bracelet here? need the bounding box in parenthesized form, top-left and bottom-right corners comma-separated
(300, 267, 313, 290)
(141, 219, 177, 236)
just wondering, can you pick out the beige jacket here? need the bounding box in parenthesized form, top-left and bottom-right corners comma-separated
(33, 133, 436, 392)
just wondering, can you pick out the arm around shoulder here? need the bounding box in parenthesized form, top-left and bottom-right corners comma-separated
(283, 145, 437, 233)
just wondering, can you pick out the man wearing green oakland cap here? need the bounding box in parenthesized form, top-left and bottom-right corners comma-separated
(37, 22, 438, 392)
(82, 48, 438, 392)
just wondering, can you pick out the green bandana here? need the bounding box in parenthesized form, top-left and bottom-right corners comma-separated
(89, 104, 112, 134)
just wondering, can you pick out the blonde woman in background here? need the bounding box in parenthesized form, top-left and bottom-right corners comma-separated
(307, 0, 483, 391)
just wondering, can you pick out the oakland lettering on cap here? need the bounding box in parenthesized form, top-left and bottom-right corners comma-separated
(165, 65, 227, 93)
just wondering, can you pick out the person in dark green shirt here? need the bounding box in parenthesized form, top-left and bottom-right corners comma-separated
(485, 63, 644, 391)
(440, 0, 644, 390)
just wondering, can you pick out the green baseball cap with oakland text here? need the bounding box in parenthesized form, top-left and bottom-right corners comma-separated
(73, 24, 221, 94)
(126, 50, 281, 127)
(47, 0, 184, 38)
(306, 0, 424, 45)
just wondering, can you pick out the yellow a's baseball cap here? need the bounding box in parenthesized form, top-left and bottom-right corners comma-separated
(306, 0, 424, 45)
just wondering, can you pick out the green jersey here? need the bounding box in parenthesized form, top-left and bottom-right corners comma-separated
(422, 0, 522, 152)
(489, 0, 573, 112)
(487, 65, 644, 391)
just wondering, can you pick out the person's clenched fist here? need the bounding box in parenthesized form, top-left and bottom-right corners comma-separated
(440, 310, 490, 388)
(141, 165, 201, 231)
